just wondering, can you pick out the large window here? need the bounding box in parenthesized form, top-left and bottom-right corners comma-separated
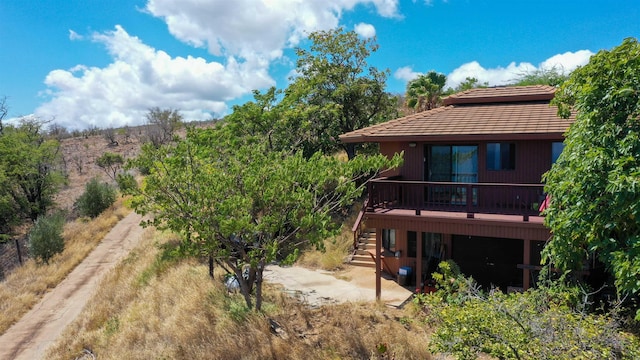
(382, 229, 396, 252)
(487, 143, 515, 170)
(407, 231, 442, 259)
(428, 145, 478, 182)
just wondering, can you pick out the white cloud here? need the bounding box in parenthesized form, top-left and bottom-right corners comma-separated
(68, 30, 83, 41)
(36, 1, 402, 130)
(393, 66, 422, 82)
(36, 26, 273, 130)
(539, 50, 593, 73)
(354, 23, 376, 38)
(445, 50, 594, 90)
(145, 0, 399, 62)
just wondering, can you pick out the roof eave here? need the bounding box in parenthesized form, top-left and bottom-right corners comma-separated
(340, 132, 567, 144)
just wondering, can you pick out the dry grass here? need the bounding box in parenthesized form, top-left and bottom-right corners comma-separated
(0, 199, 130, 335)
(297, 225, 354, 271)
(47, 228, 433, 360)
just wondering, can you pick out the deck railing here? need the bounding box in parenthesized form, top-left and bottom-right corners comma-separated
(367, 178, 545, 221)
(352, 199, 368, 251)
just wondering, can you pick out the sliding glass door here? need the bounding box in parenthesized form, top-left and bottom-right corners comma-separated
(427, 145, 478, 183)
(425, 145, 478, 205)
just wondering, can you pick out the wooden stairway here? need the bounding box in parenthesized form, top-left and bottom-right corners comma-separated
(350, 228, 377, 268)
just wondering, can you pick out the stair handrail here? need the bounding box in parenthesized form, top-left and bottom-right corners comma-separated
(352, 199, 369, 251)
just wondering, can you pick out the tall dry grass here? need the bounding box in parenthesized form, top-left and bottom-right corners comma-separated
(297, 225, 354, 270)
(0, 199, 130, 335)
(47, 228, 433, 360)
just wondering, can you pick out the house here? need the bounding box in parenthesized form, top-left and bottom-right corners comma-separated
(339, 85, 575, 297)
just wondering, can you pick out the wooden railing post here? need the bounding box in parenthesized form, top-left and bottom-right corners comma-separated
(466, 184, 474, 218)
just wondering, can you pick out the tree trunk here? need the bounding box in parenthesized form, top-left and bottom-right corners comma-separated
(255, 261, 265, 311)
(345, 143, 356, 160)
(237, 267, 254, 309)
(208, 256, 214, 278)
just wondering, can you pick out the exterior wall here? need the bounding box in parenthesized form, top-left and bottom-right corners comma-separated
(366, 212, 549, 290)
(380, 139, 559, 183)
(480, 140, 554, 184)
(380, 142, 422, 180)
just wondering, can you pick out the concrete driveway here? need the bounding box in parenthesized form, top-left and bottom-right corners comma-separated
(264, 265, 413, 308)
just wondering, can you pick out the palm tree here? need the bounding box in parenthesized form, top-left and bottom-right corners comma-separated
(406, 71, 447, 113)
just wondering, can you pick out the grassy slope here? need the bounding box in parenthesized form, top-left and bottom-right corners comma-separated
(46, 228, 433, 360)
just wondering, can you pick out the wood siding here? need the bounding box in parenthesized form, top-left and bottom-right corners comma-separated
(380, 139, 558, 184)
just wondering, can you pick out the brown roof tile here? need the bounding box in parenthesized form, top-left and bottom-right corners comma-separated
(340, 85, 573, 143)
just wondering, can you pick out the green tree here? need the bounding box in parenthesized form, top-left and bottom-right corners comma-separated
(0, 118, 66, 223)
(125, 127, 401, 310)
(444, 77, 488, 95)
(543, 38, 640, 309)
(405, 71, 447, 112)
(287, 28, 397, 159)
(96, 152, 124, 181)
(511, 67, 569, 87)
(75, 178, 116, 218)
(29, 212, 65, 264)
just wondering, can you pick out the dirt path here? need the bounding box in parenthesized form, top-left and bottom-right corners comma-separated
(0, 212, 146, 360)
(0, 211, 412, 359)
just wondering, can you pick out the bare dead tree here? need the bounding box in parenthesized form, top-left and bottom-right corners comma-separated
(103, 127, 119, 146)
(0, 96, 8, 135)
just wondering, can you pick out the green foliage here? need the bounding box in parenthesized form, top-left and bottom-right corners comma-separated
(125, 127, 402, 310)
(115, 172, 137, 192)
(415, 265, 640, 359)
(0, 118, 66, 225)
(96, 152, 124, 181)
(29, 212, 65, 264)
(511, 66, 569, 86)
(76, 178, 116, 218)
(279, 28, 397, 159)
(444, 77, 488, 95)
(543, 38, 640, 308)
(405, 71, 447, 112)
(222, 28, 397, 160)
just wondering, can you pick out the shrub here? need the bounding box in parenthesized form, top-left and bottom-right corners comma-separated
(414, 262, 640, 359)
(116, 173, 138, 192)
(76, 178, 116, 218)
(29, 212, 65, 264)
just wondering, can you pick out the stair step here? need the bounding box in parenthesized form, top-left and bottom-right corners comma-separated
(350, 260, 376, 268)
(356, 243, 376, 251)
(351, 253, 373, 261)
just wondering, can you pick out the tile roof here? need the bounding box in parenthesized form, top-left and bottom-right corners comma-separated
(443, 85, 556, 105)
(340, 85, 574, 143)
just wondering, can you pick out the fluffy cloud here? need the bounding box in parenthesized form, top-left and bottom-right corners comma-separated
(354, 23, 376, 38)
(393, 66, 422, 82)
(36, 26, 273, 130)
(444, 50, 594, 90)
(37, 1, 401, 130)
(145, 0, 399, 62)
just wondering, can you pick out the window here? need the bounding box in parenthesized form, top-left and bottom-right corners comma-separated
(408, 231, 443, 259)
(382, 229, 396, 252)
(487, 143, 515, 170)
(552, 142, 565, 164)
(407, 231, 417, 258)
(428, 145, 478, 183)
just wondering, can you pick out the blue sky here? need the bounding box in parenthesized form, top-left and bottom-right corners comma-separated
(1, 0, 638, 130)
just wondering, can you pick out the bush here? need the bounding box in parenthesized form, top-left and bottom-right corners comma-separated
(76, 178, 116, 218)
(29, 212, 65, 264)
(116, 173, 138, 192)
(414, 262, 640, 359)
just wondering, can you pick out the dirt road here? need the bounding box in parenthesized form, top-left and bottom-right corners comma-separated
(0, 212, 146, 360)
(0, 211, 412, 359)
